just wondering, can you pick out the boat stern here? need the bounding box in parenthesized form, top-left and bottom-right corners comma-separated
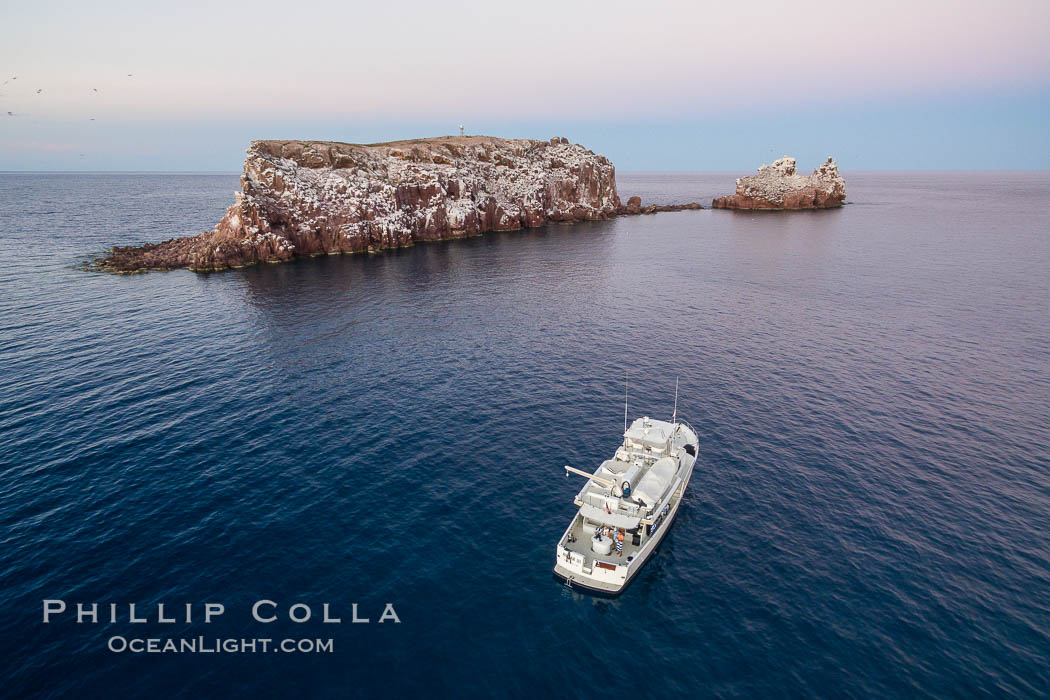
(553, 545, 629, 595)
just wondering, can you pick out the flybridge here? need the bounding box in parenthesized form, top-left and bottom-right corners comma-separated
(623, 419, 673, 452)
(569, 417, 682, 525)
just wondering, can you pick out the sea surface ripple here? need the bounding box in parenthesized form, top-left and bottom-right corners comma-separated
(0, 171, 1048, 698)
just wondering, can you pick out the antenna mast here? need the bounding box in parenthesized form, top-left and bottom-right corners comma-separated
(624, 369, 629, 433)
(672, 375, 679, 425)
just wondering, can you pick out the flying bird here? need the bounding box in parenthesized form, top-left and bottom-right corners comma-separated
(2, 77, 15, 84)
(127, 73, 133, 77)
(6, 111, 14, 116)
(36, 88, 42, 93)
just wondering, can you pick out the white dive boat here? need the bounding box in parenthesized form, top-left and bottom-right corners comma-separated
(554, 410, 699, 595)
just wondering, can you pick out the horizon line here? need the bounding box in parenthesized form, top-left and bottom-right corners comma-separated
(3, 169, 1050, 175)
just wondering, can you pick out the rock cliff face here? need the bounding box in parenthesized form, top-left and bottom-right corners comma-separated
(712, 157, 846, 210)
(101, 136, 622, 272)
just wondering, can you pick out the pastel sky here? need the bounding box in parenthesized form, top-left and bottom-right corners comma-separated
(1, 0, 1048, 170)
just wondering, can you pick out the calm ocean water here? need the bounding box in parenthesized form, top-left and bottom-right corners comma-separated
(1, 171, 1048, 698)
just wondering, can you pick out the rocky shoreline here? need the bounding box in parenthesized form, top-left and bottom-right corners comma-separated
(96, 141, 852, 274)
(98, 136, 703, 274)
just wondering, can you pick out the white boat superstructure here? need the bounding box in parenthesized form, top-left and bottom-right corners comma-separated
(553, 415, 698, 595)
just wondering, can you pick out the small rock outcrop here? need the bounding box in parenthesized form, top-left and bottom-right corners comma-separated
(617, 196, 703, 215)
(640, 202, 704, 214)
(712, 156, 845, 210)
(100, 136, 622, 272)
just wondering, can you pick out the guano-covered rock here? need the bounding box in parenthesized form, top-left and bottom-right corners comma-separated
(100, 136, 622, 272)
(712, 156, 846, 210)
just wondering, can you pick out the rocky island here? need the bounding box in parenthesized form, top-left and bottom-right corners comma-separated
(99, 136, 698, 273)
(712, 156, 846, 210)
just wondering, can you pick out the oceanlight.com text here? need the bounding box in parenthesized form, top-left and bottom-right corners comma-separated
(107, 636, 334, 654)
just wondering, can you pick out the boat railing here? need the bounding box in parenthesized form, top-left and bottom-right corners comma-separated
(618, 448, 662, 463)
(616, 500, 644, 517)
(577, 491, 646, 517)
(578, 492, 604, 509)
(676, 418, 699, 444)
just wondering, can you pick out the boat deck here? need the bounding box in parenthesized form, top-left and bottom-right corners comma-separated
(562, 515, 643, 564)
(560, 473, 686, 565)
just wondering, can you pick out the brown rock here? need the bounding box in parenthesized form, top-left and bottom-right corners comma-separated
(712, 156, 846, 210)
(99, 135, 622, 272)
(640, 202, 704, 214)
(616, 197, 703, 216)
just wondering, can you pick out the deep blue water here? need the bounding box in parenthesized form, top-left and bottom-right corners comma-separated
(1, 171, 1049, 698)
